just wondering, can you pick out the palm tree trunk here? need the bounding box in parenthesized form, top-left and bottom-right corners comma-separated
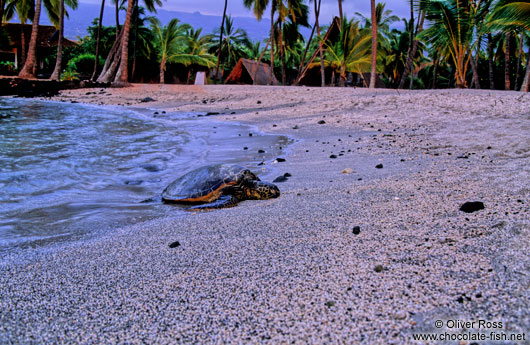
(0, 0, 5, 25)
(505, 32, 511, 90)
(431, 57, 438, 89)
(18, 0, 41, 78)
(97, 28, 123, 82)
(339, 63, 345, 87)
(114, 0, 134, 84)
(488, 33, 495, 90)
(522, 45, 530, 91)
(91, 0, 105, 80)
(469, 52, 480, 89)
(160, 59, 165, 84)
(269, 1, 275, 85)
(130, 0, 139, 81)
(369, 0, 377, 88)
(515, 31, 524, 90)
(20, 28, 27, 67)
(314, 0, 325, 87)
(279, 21, 287, 85)
(115, 0, 120, 39)
(50, 0, 65, 81)
(399, 11, 425, 89)
(521, 57, 530, 92)
(215, 0, 228, 83)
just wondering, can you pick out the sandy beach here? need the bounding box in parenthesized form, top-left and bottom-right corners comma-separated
(1, 85, 529, 343)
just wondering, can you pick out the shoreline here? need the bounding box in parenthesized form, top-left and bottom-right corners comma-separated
(1, 85, 529, 343)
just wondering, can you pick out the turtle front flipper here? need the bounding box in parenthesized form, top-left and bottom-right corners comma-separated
(186, 195, 239, 211)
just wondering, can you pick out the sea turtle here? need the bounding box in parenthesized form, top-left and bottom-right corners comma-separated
(162, 164, 280, 210)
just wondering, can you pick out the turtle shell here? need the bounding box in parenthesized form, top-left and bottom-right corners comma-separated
(161, 164, 259, 203)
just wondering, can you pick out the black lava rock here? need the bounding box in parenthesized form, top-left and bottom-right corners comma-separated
(460, 201, 485, 213)
(318, 120, 326, 124)
(273, 176, 288, 183)
(169, 241, 180, 248)
(284, 173, 291, 177)
(375, 164, 384, 169)
(352, 226, 361, 235)
(330, 155, 337, 159)
(276, 158, 286, 162)
(257, 100, 262, 104)
(140, 97, 156, 102)
(258, 149, 265, 153)
(206, 112, 220, 116)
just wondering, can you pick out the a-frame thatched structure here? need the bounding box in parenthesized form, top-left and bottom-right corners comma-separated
(296, 16, 341, 86)
(224, 58, 280, 85)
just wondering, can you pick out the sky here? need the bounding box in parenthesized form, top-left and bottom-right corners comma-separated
(79, 0, 411, 26)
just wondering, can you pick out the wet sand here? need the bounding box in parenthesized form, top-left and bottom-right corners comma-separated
(1, 85, 529, 343)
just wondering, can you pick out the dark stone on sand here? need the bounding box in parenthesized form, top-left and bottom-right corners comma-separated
(169, 241, 180, 248)
(206, 112, 220, 116)
(374, 264, 384, 273)
(276, 158, 286, 162)
(258, 161, 265, 166)
(273, 176, 288, 183)
(243, 147, 248, 150)
(284, 173, 291, 177)
(292, 125, 299, 129)
(375, 164, 384, 169)
(273, 124, 277, 127)
(258, 149, 265, 153)
(460, 201, 485, 213)
(352, 226, 361, 235)
(257, 100, 262, 104)
(231, 112, 236, 114)
(318, 120, 326, 124)
(154, 111, 159, 115)
(330, 155, 337, 159)
(249, 133, 253, 136)
(140, 97, 156, 103)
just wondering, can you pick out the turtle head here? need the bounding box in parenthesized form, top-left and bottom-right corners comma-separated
(246, 181, 280, 200)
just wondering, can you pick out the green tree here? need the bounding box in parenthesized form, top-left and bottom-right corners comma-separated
(315, 17, 372, 86)
(149, 17, 190, 83)
(212, 15, 251, 72)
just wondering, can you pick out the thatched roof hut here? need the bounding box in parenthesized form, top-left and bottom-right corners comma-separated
(224, 58, 279, 85)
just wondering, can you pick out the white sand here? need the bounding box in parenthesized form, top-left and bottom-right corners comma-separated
(1, 85, 528, 343)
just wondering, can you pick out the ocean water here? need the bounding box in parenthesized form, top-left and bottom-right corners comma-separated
(0, 98, 288, 251)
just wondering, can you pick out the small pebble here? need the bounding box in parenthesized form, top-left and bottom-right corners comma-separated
(374, 264, 384, 272)
(318, 120, 326, 124)
(460, 201, 485, 213)
(169, 241, 180, 248)
(375, 164, 384, 169)
(330, 155, 337, 159)
(342, 168, 354, 174)
(275, 158, 286, 162)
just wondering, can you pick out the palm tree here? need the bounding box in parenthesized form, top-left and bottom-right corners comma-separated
(149, 17, 190, 83)
(355, 2, 399, 39)
(244, 0, 276, 84)
(487, 0, 530, 91)
(418, 0, 476, 88)
(17, 0, 41, 78)
(4, 0, 34, 67)
(212, 16, 251, 72)
(369, 0, 377, 88)
(114, 0, 134, 83)
(91, 0, 106, 80)
(214, 0, 228, 82)
(176, 28, 217, 83)
(316, 17, 372, 86)
(50, 0, 65, 80)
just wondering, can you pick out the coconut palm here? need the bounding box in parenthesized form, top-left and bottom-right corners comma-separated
(214, 0, 228, 82)
(176, 28, 216, 83)
(487, 0, 530, 90)
(369, 0, 377, 88)
(4, 0, 34, 67)
(316, 17, 372, 86)
(355, 2, 399, 39)
(49, 0, 64, 80)
(244, 0, 274, 83)
(17, 0, 40, 78)
(418, 0, 476, 88)
(212, 16, 251, 72)
(149, 17, 190, 83)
